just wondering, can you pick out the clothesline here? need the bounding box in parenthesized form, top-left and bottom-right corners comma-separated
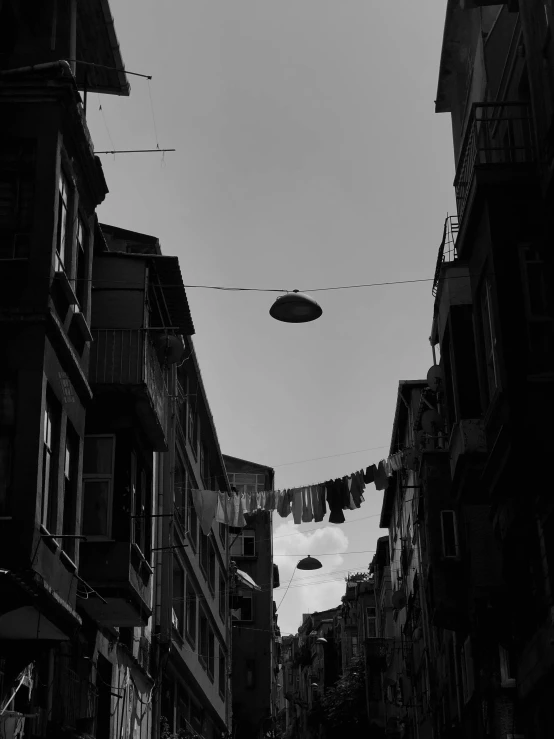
(192, 449, 412, 534)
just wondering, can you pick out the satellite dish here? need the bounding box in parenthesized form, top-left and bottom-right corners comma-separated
(156, 334, 185, 365)
(421, 409, 443, 434)
(391, 590, 407, 610)
(426, 365, 443, 392)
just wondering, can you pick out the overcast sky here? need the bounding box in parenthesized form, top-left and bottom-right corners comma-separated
(89, 0, 454, 635)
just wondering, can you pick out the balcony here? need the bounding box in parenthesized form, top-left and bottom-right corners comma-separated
(455, 102, 535, 227)
(89, 329, 167, 450)
(78, 541, 152, 627)
(432, 215, 459, 297)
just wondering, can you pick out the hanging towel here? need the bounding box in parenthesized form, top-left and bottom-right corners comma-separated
(302, 487, 314, 523)
(312, 485, 324, 523)
(364, 465, 377, 484)
(349, 471, 365, 508)
(277, 489, 292, 518)
(390, 452, 403, 472)
(374, 461, 389, 491)
(319, 485, 327, 518)
(215, 492, 230, 525)
(384, 458, 394, 477)
(292, 489, 303, 524)
(193, 489, 219, 535)
(326, 480, 345, 524)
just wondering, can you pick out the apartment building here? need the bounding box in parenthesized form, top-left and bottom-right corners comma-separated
(0, 1, 130, 735)
(223, 456, 277, 739)
(0, 5, 234, 738)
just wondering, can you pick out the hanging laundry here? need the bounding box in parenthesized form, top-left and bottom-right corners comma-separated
(326, 480, 345, 524)
(349, 470, 365, 508)
(215, 492, 230, 525)
(277, 489, 292, 518)
(364, 465, 377, 484)
(390, 452, 403, 472)
(312, 485, 324, 523)
(291, 489, 303, 524)
(302, 487, 314, 523)
(374, 461, 389, 491)
(192, 489, 219, 535)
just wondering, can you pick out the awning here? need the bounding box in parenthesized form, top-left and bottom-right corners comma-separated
(236, 569, 261, 592)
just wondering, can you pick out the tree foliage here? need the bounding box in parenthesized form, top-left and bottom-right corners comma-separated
(314, 655, 370, 739)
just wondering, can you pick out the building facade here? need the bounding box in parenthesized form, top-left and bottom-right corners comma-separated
(0, 7, 235, 738)
(223, 456, 278, 739)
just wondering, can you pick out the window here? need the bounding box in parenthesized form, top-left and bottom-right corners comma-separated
(56, 170, 71, 272)
(75, 215, 87, 307)
(131, 452, 151, 558)
(440, 511, 459, 558)
(186, 580, 197, 646)
(351, 636, 359, 657)
(82, 435, 115, 538)
(174, 456, 186, 527)
(460, 637, 474, 703)
(366, 606, 377, 638)
(499, 645, 516, 688)
(218, 648, 226, 699)
(208, 539, 216, 594)
(187, 400, 198, 454)
(231, 591, 253, 622)
(200, 442, 211, 487)
(219, 572, 226, 621)
(0, 137, 35, 259)
(230, 530, 256, 558)
(186, 485, 198, 550)
(200, 531, 209, 575)
(41, 398, 59, 531)
(173, 561, 185, 636)
(199, 610, 215, 679)
(62, 427, 78, 559)
(480, 279, 500, 401)
(227, 472, 265, 495)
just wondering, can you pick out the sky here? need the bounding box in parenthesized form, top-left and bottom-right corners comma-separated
(88, 1, 455, 636)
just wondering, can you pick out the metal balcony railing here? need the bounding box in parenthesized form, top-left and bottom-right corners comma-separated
(432, 215, 459, 297)
(454, 102, 535, 224)
(90, 329, 166, 434)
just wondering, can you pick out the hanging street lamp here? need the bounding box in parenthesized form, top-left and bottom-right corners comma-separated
(269, 290, 323, 323)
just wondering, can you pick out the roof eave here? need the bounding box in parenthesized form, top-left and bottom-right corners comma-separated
(435, 0, 460, 114)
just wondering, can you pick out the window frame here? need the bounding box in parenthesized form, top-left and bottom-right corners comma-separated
(185, 577, 197, 647)
(218, 647, 226, 700)
(55, 168, 72, 274)
(172, 560, 186, 638)
(219, 572, 227, 622)
(231, 590, 254, 623)
(480, 278, 500, 402)
(82, 434, 116, 539)
(230, 530, 256, 558)
(40, 399, 55, 531)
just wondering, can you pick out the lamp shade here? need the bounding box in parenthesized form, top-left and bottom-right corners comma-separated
(316, 637, 328, 644)
(270, 291, 322, 323)
(297, 556, 322, 571)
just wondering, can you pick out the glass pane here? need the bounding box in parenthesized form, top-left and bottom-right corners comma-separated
(83, 437, 113, 474)
(82, 480, 110, 536)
